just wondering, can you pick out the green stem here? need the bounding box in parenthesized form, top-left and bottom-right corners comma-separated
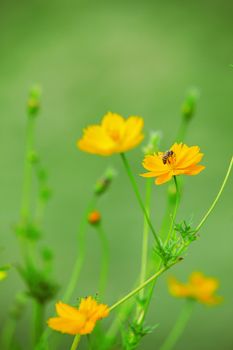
(63, 196, 97, 302)
(34, 302, 45, 346)
(109, 261, 178, 312)
(136, 176, 180, 325)
(97, 223, 109, 297)
(120, 153, 164, 255)
(20, 117, 36, 221)
(136, 178, 152, 317)
(166, 176, 180, 243)
(160, 300, 195, 350)
(196, 156, 233, 232)
(176, 118, 189, 143)
(70, 334, 81, 350)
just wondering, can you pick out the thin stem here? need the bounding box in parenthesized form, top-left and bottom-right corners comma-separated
(136, 178, 152, 318)
(136, 176, 180, 325)
(63, 196, 97, 302)
(176, 118, 189, 143)
(34, 302, 45, 346)
(20, 117, 36, 221)
(97, 223, 109, 296)
(166, 176, 180, 243)
(196, 156, 233, 232)
(70, 334, 81, 350)
(120, 153, 163, 255)
(160, 300, 195, 350)
(109, 261, 178, 312)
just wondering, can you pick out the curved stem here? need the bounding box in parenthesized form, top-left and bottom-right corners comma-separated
(136, 176, 180, 325)
(160, 300, 195, 350)
(109, 261, 179, 312)
(97, 224, 109, 297)
(63, 196, 97, 302)
(120, 153, 164, 256)
(70, 334, 81, 350)
(196, 156, 233, 232)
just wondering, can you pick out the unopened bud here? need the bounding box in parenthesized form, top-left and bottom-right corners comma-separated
(88, 210, 101, 225)
(142, 131, 162, 155)
(94, 168, 116, 196)
(27, 85, 41, 116)
(181, 88, 199, 121)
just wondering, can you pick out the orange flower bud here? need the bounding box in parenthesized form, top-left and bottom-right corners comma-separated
(88, 211, 101, 225)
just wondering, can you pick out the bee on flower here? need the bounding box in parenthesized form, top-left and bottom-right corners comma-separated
(47, 296, 109, 335)
(77, 112, 144, 156)
(168, 272, 222, 305)
(141, 143, 205, 185)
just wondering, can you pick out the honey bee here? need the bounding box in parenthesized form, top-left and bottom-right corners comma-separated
(162, 150, 174, 164)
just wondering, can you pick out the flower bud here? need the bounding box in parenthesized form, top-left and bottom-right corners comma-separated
(27, 85, 41, 117)
(88, 210, 101, 225)
(94, 168, 116, 196)
(181, 88, 199, 121)
(142, 131, 162, 155)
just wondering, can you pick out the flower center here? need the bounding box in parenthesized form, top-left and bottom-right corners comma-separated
(109, 130, 121, 142)
(162, 150, 176, 166)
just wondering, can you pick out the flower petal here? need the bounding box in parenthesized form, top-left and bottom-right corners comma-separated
(77, 125, 116, 155)
(47, 317, 85, 335)
(155, 172, 173, 185)
(56, 302, 83, 320)
(183, 165, 205, 175)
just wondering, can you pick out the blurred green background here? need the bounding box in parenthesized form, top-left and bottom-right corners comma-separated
(0, 0, 233, 349)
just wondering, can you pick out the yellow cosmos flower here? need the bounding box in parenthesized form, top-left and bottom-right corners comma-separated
(141, 143, 205, 185)
(168, 272, 222, 305)
(77, 112, 144, 156)
(47, 296, 109, 335)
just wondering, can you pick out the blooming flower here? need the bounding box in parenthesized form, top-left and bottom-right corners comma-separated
(141, 143, 205, 185)
(48, 296, 109, 335)
(77, 112, 144, 156)
(88, 210, 101, 225)
(168, 272, 222, 305)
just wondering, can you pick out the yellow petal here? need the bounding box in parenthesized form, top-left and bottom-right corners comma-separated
(155, 172, 173, 185)
(101, 112, 125, 132)
(56, 302, 83, 321)
(183, 165, 205, 175)
(47, 317, 85, 335)
(77, 125, 116, 155)
(120, 116, 144, 151)
(142, 154, 167, 174)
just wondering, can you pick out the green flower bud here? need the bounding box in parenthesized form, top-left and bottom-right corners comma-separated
(181, 88, 200, 121)
(27, 85, 41, 117)
(94, 168, 117, 196)
(142, 131, 162, 155)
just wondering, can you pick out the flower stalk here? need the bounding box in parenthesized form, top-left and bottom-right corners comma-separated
(70, 334, 81, 350)
(159, 300, 195, 350)
(120, 153, 164, 257)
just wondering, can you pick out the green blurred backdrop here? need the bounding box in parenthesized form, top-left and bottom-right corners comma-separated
(0, 0, 233, 349)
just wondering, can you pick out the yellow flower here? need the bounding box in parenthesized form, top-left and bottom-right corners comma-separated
(141, 143, 205, 185)
(77, 112, 144, 156)
(168, 272, 222, 305)
(47, 297, 109, 335)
